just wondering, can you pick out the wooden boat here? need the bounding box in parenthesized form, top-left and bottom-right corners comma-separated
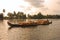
(7, 20, 52, 27)
(7, 22, 38, 27)
(35, 20, 52, 25)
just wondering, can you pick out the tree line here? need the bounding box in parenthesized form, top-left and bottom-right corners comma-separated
(0, 9, 60, 19)
(4, 12, 60, 19)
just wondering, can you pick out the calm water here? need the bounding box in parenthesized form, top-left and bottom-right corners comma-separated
(0, 19, 60, 40)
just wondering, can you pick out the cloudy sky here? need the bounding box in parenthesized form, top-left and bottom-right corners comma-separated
(0, 0, 60, 16)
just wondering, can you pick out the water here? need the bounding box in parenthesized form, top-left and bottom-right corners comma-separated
(0, 19, 60, 40)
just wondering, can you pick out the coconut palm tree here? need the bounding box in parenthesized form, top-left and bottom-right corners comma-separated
(3, 9, 5, 13)
(2, 9, 5, 17)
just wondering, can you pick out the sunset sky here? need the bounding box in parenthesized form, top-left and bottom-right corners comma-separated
(0, 0, 60, 16)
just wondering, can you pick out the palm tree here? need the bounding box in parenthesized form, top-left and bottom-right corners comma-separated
(3, 9, 5, 17)
(3, 9, 5, 13)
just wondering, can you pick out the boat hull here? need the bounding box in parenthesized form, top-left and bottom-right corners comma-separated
(7, 22, 38, 27)
(7, 21, 52, 27)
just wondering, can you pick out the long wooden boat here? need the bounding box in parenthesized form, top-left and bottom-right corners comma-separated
(7, 20, 52, 27)
(7, 22, 38, 27)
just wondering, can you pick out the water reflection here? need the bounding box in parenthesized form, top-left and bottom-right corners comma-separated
(8, 19, 38, 24)
(8, 19, 26, 24)
(0, 20, 8, 40)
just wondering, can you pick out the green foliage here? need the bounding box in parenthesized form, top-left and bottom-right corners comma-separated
(3, 11, 60, 19)
(3, 9, 5, 13)
(0, 13, 3, 20)
(17, 12, 26, 19)
(7, 11, 26, 19)
(37, 12, 44, 19)
(28, 12, 44, 19)
(7, 12, 14, 19)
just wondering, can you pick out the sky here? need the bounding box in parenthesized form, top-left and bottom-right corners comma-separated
(0, 0, 60, 16)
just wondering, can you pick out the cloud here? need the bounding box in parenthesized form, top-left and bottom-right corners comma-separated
(57, 2, 60, 5)
(24, 0, 44, 7)
(53, 10, 60, 13)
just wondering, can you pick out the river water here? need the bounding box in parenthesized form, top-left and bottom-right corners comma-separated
(0, 19, 60, 40)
